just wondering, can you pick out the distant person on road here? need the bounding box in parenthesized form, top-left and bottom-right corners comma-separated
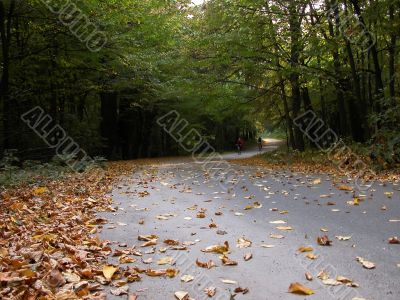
(236, 137, 244, 155)
(257, 137, 263, 151)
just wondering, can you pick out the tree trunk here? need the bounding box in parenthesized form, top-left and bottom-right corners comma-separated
(349, 0, 384, 111)
(388, 3, 397, 104)
(289, 1, 304, 151)
(0, 0, 15, 151)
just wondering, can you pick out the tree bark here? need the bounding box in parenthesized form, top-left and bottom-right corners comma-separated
(289, 1, 304, 151)
(0, 0, 15, 150)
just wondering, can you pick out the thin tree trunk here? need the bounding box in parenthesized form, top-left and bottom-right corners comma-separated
(0, 0, 15, 151)
(289, 1, 304, 151)
(389, 3, 397, 104)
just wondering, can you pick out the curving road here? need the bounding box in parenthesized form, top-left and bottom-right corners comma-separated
(97, 144, 400, 300)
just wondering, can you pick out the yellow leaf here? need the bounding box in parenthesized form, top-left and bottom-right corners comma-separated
(33, 186, 48, 195)
(103, 265, 118, 280)
(298, 246, 313, 253)
(288, 282, 315, 295)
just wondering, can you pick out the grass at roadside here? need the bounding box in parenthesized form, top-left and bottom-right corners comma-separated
(230, 144, 400, 183)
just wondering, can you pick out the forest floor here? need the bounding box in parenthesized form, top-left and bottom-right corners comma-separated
(1, 144, 400, 300)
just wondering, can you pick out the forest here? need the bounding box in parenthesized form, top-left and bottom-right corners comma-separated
(2, 1, 400, 300)
(0, 0, 399, 166)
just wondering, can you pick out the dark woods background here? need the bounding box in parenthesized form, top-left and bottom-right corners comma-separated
(0, 0, 399, 166)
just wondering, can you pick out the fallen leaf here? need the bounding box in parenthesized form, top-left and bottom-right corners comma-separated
(174, 291, 189, 300)
(356, 257, 376, 269)
(196, 259, 216, 269)
(261, 244, 275, 248)
(181, 274, 194, 283)
(338, 185, 353, 191)
(141, 239, 157, 247)
(336, 236, 352, 241)
(317, 235, 332, 246)
(221, 279, 238, 284)
(234, 287, 249, 294)
(220, 255, 238, 266)
(305, 272, 313, 281)
(237, 237, 252, 248)
(389, 237, 400, 244)
(102, 265, 118, 280)
(111, 285, 129, 296)
(306, 253, 318, 260)
(313, 178, 321, 185)
(269, 220, 287, 224)
(33, 186, 48, 195)
(138, 235, 158, 241)
(46, 269, 66, 288)
(164, 239, 180, 245)
(288, 282, 315, 295)
(322, 278, 341, 286)
(317, 270, 329, 280)
(336, 276, 353, 284)
(204, 286, 216, 297)
(157, 257, 173, 265)
(244, 253, 253, 261)
(270, 234, 285, 239)
(202, 241, 229, 254)
(298, 246, 313, 253)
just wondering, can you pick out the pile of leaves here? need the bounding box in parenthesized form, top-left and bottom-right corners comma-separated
(0, 162, 137, 299)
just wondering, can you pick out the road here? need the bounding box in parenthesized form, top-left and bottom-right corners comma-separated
(97, 144, 400, 300)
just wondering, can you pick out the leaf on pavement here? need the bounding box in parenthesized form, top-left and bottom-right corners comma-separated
(174, 291, 189, 300)
(288, 282, 315, 295)
(237, 237, 252, 248)
(181, 274, 194, 283)
(270, 234, 285, 239)
(298, 246, 313, 253)
(356, 257, 376, 269)
(196, 259, 216, 269)
(202, 241, 229, 254)
(338, 185, 353, 191)
(102, 265, 118, 280)
(221, 279, 238, 284)
(317, 235, 332, 246)
(244, 253, 253, 261)
(204, 286, 216, 297)
(336, 236, 352, 241)
(220, 255, 238, 266)
(111, 285, 129, 296)
(157, 257, 173, 265)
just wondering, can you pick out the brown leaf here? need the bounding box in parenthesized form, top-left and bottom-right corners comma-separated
(220, 255, 238, 266)
(46, 269, 66, 288)
(234, 287, 249, 294)
(201, 241, 229, 254)
(317, 235, 332, 246)
(338, 185, 353, 191)
(204, 286, 216, 297)
(298, 246, 313, 253)
(196, 259, 216, 269)
(164, 239, 180, 245)
(389, 237, 400, 244)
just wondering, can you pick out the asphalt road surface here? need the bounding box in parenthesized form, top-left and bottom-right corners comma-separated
(97, 146, 400, 300)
